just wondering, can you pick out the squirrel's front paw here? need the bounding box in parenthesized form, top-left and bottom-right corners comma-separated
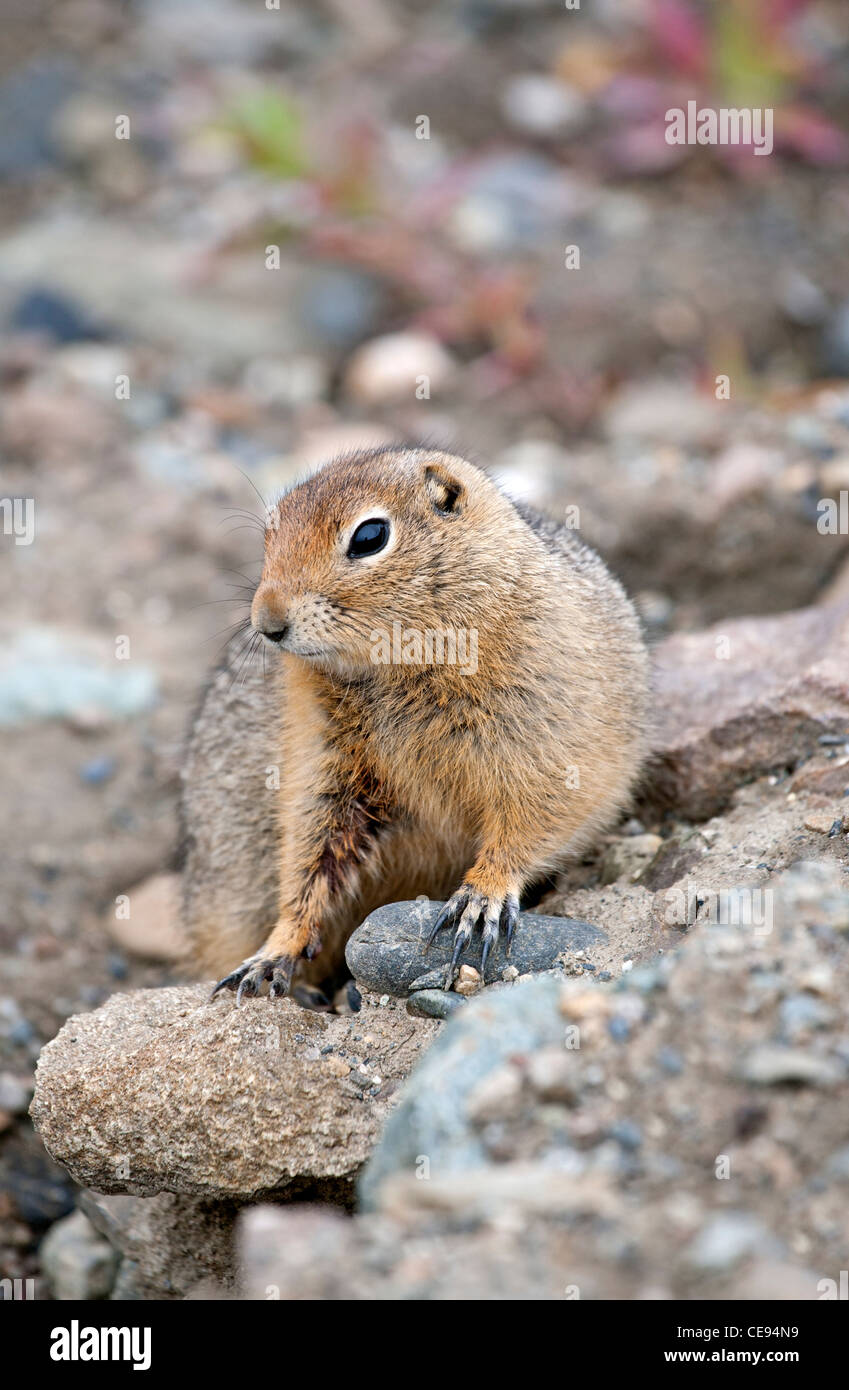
(425, 885, 520, 988)
(210, 953, 295, 1005)
(211, 919, 321, 1004)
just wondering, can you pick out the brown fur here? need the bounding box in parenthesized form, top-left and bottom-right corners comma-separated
(180, 448, 649, 1001)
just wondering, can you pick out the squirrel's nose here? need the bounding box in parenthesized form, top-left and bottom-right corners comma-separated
(252, 590, 289, 644)
(259, 622, 289, 645)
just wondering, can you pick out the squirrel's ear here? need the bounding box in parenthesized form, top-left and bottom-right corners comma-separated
(424, 464, 464, 515)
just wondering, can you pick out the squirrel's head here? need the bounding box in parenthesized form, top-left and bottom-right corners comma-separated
(251, 447, 523, 677)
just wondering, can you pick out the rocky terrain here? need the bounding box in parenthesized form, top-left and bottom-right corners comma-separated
(3, 0, 849, 1300)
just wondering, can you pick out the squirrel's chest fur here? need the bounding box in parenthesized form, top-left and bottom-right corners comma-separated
(285, 657, 529, 838)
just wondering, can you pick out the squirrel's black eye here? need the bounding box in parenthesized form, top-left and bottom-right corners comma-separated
(348, 518, 390, 558)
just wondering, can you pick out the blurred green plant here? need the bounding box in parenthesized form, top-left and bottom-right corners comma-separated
(227, 90, 306, 177)
(650, 0, 846, 164)
(714, 1, 790, 107)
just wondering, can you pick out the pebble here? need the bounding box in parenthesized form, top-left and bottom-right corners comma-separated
(450, 152, 585, 253)
(299, 268, 384, 348)
(322, 1054, 351, 1078)
(599, 832, 663, 885)
(406, 990, 467, 1021)
(344, 332, 455, 406)
(825, 1146, 849, 1181)
(804, 812, 845, 836)
(0, 1072, 33, 1115)
(687, 1213, 776, 1272)
(656, 1046, 684, 1076)
(107, 954, 128, 980)
(79, 755, 117, 785)
(0, 628, 157, 728)
(779, 994, 834, 1038)
(525, 1047, 578, 1103)
(740, 1044, 844, 1087)
(11, 287, 102, 344)
(501, 74, 586, 137)
(408, 968, 449, 993)
(822, 299, 849, 376)
(106, 872, 184, 963)
(453, 964, 482, 997)
(609, 1119, 642, 1151)
(465, 1064, 524, 1123)
(38, 1209, 119, 1301)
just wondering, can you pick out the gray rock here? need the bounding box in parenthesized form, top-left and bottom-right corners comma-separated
(779, 994, 834, 1039)
(825, 1145, 849, 1182)
(0, 1071, 33, 1115)
(346, 900, 606, 997)
(687, 1213, 780, 1272)
(599, 833, 663, 885)
(359, 976, 567, 1208)
(739, 1044, 845, 1088)
(0, 628, 157, 728)
(31, 984, 438, 1198)
(80, 1190, 237, 1301)
(406, 990, 467, 1021)
(39, 1209, 119, 1301)
(0, 60, 77, 177)
(408, 968, 450, 993)
(823, 299, 849, 376)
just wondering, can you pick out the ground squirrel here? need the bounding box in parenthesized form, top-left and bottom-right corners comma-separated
(180, 447, 649, 1006)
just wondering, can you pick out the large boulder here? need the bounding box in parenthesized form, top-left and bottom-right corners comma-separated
(30, 983, 438, 1199)
(648, 599, 849, 819)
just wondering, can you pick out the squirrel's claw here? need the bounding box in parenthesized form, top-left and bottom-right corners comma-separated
(209, 962, 252, 1000)
(425, 889, 469, 948)
(209, 954, 295, 1003)
(502, 895, 520, 956)
(428, 886, 521, 988)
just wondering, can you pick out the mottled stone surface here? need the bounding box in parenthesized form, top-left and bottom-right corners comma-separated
(30, 984, 436, 1198)
(346, 900, 607, 996)
(648, 600, 849, 819)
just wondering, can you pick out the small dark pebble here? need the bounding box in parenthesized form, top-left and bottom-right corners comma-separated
(608, 1016, 630, 1042)
(734, 1103, 769, 1140)
(346, 982, 362, 1012)
(656, 1046, 684, 1075)
(609, 1119, 643, 1151)
(580, 961, 596, 972)
(597, 971, 612, 982)
(320, 1044, 334, 1054)
(408, 968, 449, 993)
(11, 288, 104, 344)
(107, 953, 128, 980)
(79, 756, 117, 786)
(406, 989, 467, 1021)
(8, 1020, 35, 1046)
